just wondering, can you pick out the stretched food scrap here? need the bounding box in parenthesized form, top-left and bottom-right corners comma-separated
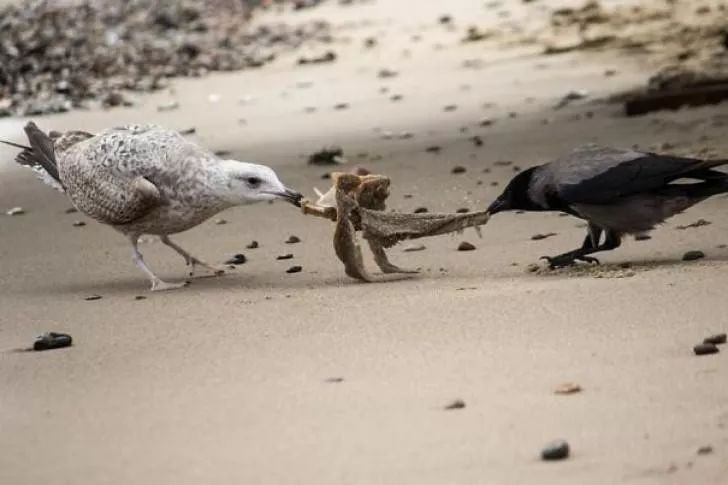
(302, 172, 490, 282)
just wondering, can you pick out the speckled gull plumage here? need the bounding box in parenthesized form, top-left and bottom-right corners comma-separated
(4, 122, 301, 291)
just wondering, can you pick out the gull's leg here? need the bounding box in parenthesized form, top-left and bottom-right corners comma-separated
(159, 235, 225, 277)
(130, 235, 188, 291)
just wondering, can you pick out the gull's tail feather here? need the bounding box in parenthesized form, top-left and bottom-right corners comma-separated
(0, 122, 64, 192)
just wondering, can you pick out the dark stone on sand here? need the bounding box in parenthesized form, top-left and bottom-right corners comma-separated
(697, 445, 714, 455)
(541, 440, 570, 461)
(72, 221, 86, 227)
(443, 104, 458, 112)
(84, 295, 102, 301)
(470, 135, 484, 146)
(457, 241, 476, 251)
(246, 241, 259, 249)
(693, 343, 719, 355)
(333, 103, 350, 110)
(308, 147, 344, 166)
(285, 235, 301, 244)
(33, 332, 72, 351)
(703, 333, 727, 345)
(286, 265, 302, 274)
(225, 254, 247, 265)
(425, 146, 442, 154)
(444, 399, 465, 410)
(277, 254, 294, 260)
(134, 295, 147, 301)
(65, 207, 78, 214)
(635, 234, 652, 241)
(413, 207, 429, 214)
(456, 208, 469, 213)
(325, 377, 344, 383)
(683, 250, 705, 261)
(531, 233, 557, 241)
(451, 166, 467, 174)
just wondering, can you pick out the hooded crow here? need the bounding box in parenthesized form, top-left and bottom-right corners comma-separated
(487, 145, 728, 268)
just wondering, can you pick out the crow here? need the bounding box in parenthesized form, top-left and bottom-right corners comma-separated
(486, 145, 728, 268)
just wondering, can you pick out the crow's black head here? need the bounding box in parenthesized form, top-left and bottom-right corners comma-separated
(487, 167, 542, 214)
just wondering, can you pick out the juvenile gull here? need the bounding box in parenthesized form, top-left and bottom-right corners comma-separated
(2, 122, 302, 290)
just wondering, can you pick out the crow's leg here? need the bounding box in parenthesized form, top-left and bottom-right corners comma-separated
(541, 226, 621, 269)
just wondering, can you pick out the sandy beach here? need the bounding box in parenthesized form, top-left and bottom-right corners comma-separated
(1, 1, 727, 484)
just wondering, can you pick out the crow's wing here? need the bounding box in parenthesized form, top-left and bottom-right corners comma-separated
(546, 145, 726, 205)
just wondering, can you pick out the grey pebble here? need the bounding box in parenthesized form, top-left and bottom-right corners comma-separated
(277, 254, 294, 260)
(246, 241, 259, 249)
(444, 399, 466, 410)
(694, 343, 719, 355)
(33, 332, 73, 351)
(457, 241, 476, 251)
(703, 333, 726, 345)
(285, 235, 301, 244)
(541, 440, 570, 461)
(84, 295, 102, 301)
(286, 265, 302, 273)
(683, 250, 705, 261)
(225, 254, 247, 265)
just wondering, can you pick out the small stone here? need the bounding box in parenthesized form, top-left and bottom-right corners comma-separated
(403, 194, 414, 199)
(6, 207, 24, 216)
(703, 333, 727, 345)
(444, 399, 465, 410)
(277, 254, 294, 260)
(325, 377, 344, 383)
(84, 295, 102, 301)
(635, 234, 652, 241)
(72, 221, 86, 227)
(531, 232, 557, 241)
(456, 208, 469, 213)
(693, 343, 719, 355)
(413, 207, 429, 214)
(425, 145, 442, 154)
(403, 244, 426, 252)
(334, 103, 349, 110)
(390, 94, 403, 102)
(286, 265, 303, 274)
(377, 68, 398, 79)
(33, 332, 72, 351)
(479, 118, 494, 127)
(682, 250, 705, 261)
(225, 254, 247, 265)
(285, 235, 301, 244)
(438, 14, 452, 24)
(214, 219, 227, 225)
(697, 445, 713, 455)
(457, 241, 476, 251)
(554, 383, 582, 395)
(470, 135, 484, 147)
(541, 440, 570, 461)
(134, 295, 147, 301)
(490, 181, 499, 187)
(246, 241, 259, 249)
(443, 104, 458, 112)
(179, 127, 196, 135)
(64, 207, 78, 214)
(451, 166, 467, 174)
(364, 37, 377, 48)
(214, 150, 231, 157)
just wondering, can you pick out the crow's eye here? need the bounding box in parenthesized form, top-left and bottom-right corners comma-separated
(245, 176, 262, 188)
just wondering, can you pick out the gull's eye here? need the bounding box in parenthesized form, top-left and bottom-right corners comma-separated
(244, 176, 262, 188)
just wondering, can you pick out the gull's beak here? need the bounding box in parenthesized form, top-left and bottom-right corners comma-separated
(265, 188, 303, 207)
(486, 197, 507, 215)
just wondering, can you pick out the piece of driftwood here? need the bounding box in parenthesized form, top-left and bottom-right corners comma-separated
(301, 172, 490, 282)
(624, 82, 728, 116)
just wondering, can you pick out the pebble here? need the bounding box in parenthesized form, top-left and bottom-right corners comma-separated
(84, 295, 102, 301)
(33, 332, 73, 351)
(703, 333, 727, 345)
(285, 235, 302, 244)
(390, 94, 404, 102)
(457, 242, 476, 251)
(286, 265, 303, 274)
(456, 208, 470, 213)
(470, 135, 484, 147)
(325, 377, 345, 383)
(225, 254, 247, 265)
(554, 383, 582, 395)
(531, 232, 557, 241)
(377, 68, 399, 79)
(333, 103, 350, 110)
(214, 218, 227, 225)
(6, 207, 24, 216)
(403, 244, 426, 252)
(682, 250, 705, 261)
(541, 440, 570, 461)
(425, 145, 442, 154)
(246, 241, 259, 249)
(443, 104, 458, 112)
(72, 221, 86, 227)
(179, 127, 196, 135)
(277, 254, 294, 260)
(479, 118, 495, 127)
(451, 166, 467, 174)
(134, 295, 147, 301)
(65, 207, 78, 214)
(697, 445, 713, 455)
(693, 343, 719, 355)
(444, 399, 466, 410)
(413, 207, 429, 214)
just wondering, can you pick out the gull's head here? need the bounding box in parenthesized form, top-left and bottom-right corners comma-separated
(216, 160, 302, 207)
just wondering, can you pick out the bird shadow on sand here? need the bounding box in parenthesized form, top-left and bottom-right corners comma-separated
(529, 252, 728, 279)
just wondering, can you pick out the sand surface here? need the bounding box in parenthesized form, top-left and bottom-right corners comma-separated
(1, 1, 727, 484)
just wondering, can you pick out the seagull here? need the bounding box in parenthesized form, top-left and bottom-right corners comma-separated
(486, 145, 728, 267)
(1, 122, 302, 290)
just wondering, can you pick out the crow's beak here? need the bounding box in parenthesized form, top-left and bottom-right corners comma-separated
(267, 188, 303, 207)
(486, 197, 507, 215)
